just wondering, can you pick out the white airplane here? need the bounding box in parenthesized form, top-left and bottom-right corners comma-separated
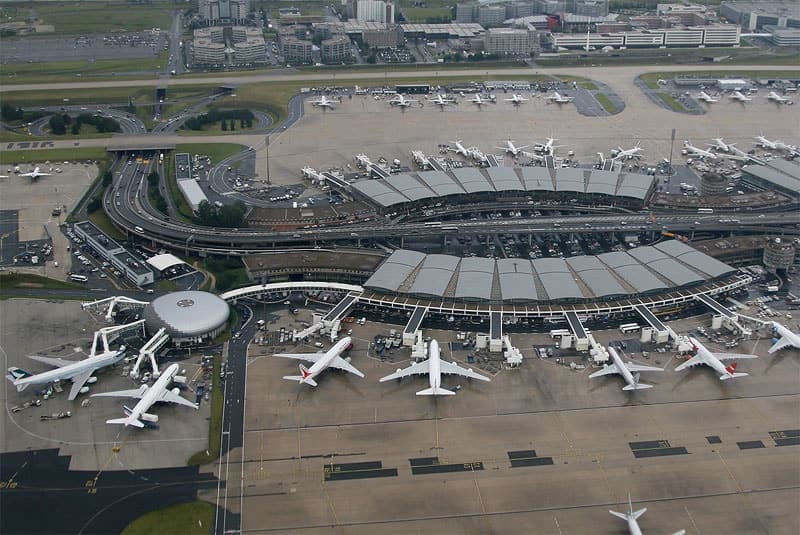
(766, 91, 792, 104)
(729, 91, 752, 102)
(546, 92, 574, 104)
(6, 346, 127, 400)
(755, 135, 778, 149)
(675, 337, 757, 380)
(309, 95, 339, 109)
(504, 93, 528, 104)
(19, 166, 52, 179)
(768, 322, 800, 354)
(774, 140, 799, 153)
(449, 139, 473, 158)
(388, 94, 417, 107)
(611, 142, 643, 160)
(428, 94, 455, 107)
(92, 363, 197, 428)
(589, 347, 663, 391)
(533, 137, 562, 155)
(609, 494, 685, 535)
(696, 91, 719, 103)
(276, 336, 364, 387)
(521, 150, 546, 163)
(496, 139, 529, 157)
(379, 339, 489, 396)
(682, 140, 718, 160)
(469, 94, 492, 106)
(709, 137, 731, 152)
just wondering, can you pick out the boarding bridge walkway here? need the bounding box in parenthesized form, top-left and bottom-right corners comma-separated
(695, 294, 737, 319)
(429, 158, 446, 171)
(485, 155, 500, 167)
(321, 172, 350, 190)
(403, 306, 428, 346)
(490, 312, 503, 353)
(633, 304, 670, 343)
(322, 292, 360, 323)
(544, 155, 556, 169)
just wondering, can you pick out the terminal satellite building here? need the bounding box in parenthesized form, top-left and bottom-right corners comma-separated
(142, 291, 230, 345)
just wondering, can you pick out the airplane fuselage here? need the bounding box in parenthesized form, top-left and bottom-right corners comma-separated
(12, 350, 125, 391)
(128, 363, 180, 422)
(609, 348, 636, 387)
(306, 336, 352, 381)
(428, 340, 442, 390)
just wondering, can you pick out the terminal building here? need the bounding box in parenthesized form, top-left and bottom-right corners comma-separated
(741, 159, 800, 200)
(549, 23, 740, 49)
(142, 291, 230, 346)
(73, 221, 154, 287)
(349, 166, 657, 215)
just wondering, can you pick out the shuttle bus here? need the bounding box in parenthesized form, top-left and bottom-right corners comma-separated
(549, 329, 571, 339)
(697, 208, 714, 214)
(69, 274, 88, 283)
(619, 323, 640, 334)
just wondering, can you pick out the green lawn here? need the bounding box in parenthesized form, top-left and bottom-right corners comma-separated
(657, 92, 687, 113)
(402, 6, 452, 21)
(187, 353, 224, 466)
(2, 51, 169, 85)
(1, 1, 174, 36)
(88, 210, 126, 241)
(0, 273, 82, 290)
(594, 92, 618, 114)
(175, 143, 246, 165)
(121, 501, 215, 535)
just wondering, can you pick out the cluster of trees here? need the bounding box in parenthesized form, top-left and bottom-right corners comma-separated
(204, 255, 249, 292)
(439, 52, 502, 62)
(147, 171, 168, 214)
(49, 113, 121, 135)
(1, 103, 24, 121)
(195, 200, 248, 228)
(182, 108, 255, 131)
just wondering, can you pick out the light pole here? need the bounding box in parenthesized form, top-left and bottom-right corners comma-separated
(668, 128, 676, 178)
(265, 134, 271, 186)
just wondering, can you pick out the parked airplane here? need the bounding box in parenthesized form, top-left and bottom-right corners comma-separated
(92, 363, 197, 428)
(682, 140, 718, 160)
(675, 337, 757, 380)
(379, 339, 489, 395)
(533, 137, 562, 155)
(609, 494, 685, 535)
(773, 140, 799, 154)
(546, 92, 574, 104)
(276, 336, 364, 387)
(709, 137, 732, 152)
(766, 91, 792, 104)
(504, 93, 529, 104)
(521, 150, 546, 162)
(309, 95, 339, 109)
(469, 94, 493, 106)
(589, 347, 663, 391)
(6, 347, 127, 400)
(696, 91, 719, 103)
(19, 167, 52, 179)
(729, 91, 752, 102)
(388, 94, 417, 107)
(611, 142, 643, 160)
(768, 322, 800, 354)
(428, 94, 455, 107)
(755, 135, 778, 149)
(496, 139, 529, 157)
(449, 139, 474, 158)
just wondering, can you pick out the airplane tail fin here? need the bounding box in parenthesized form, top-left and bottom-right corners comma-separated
(609, 510, 628, 521)
(720, 362, 748, 380)
(416, 387, 455, 396)
(721, 372, 748, 380)
(6, 367, 32, 387)
(283, 365, 319, 387)
(622, 382, 653, 391)
(107, 416, 145, 428)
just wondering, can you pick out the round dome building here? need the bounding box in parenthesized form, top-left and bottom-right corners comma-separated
(143, 291, 230, 345)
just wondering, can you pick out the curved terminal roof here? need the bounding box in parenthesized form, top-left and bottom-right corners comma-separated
(350, 167, 654, 208)
(143, 291, 229, 337)
(364, 240, 735, 303)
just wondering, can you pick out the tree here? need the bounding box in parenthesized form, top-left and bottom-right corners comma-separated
(1, 103, 23, 121)
(102, 171, 113, 187)
(221, 119, 228, 131)
(49, 115, 66, 135)
(87, 197, 101, 213)
(147, 171, 159, 187)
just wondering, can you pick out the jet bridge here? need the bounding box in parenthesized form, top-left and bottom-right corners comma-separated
(695, 294, 751, 335)
(82, 296, 149, 322)
(564, 312, 590, 351)
(485, 154, 500, 167)
(633, 304, 670, 344)
(129, 327, 170, 379)
(489, 312, 503, 353)
(90, 320, 146, 358)
(403, 306, 428, 346)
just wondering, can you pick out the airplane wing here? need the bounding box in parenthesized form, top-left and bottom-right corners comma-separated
(713, 352, 758, 361)
(379, 359, 430, 382)
(273, 352, 324, 363)
(329, 356, 365, 378)
(624, 361, 664, 373)
(674, 354, 705, 371)
(68, 370, 96, 400)
(439, 360, 491, 381)
(768, 338, 793, 354)
(589, 363, 621, 378)
(92, 385, 148, 399)
(159, 389, 199, 409)
(27, 355, 77, 368)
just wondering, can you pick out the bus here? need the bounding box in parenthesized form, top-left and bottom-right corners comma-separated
(619, 323, 640, 334)
(549, 329, 571, 339)
(697, 208, 714, 214)
(69, 274, 88, 283)
(423, 221, 442, 227)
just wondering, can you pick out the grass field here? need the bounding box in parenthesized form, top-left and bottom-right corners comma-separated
(0, 147, 107, 166)
(657, 92, 687, 113)
(175, 143, 245, 165)
(121, 501, 215, 535)
(88, 210, 126, 241)
(3, 51, 169, 85)
(187, 353, 223, 466)
(594, 92, 618, 114)
(163, 153, 196, 222)
(0, 273, 82, 291)
(0, 1, 173, 36)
